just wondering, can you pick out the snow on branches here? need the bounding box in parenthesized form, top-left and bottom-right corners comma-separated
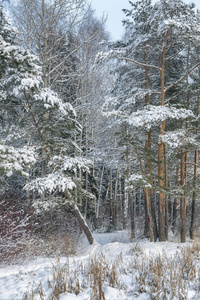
(102, 104, 194, 129)
(95, 49, 126, 65)
(159, 129, 199, 149)
(0, 144, 37, 177)
(50, 156, 91, 174)
(127, 174, 152, 189)
(25, 174, 76, 195)
(33, 88, 76, 116)
(128, 105, 194, 130)
(24, 156, 92, 195)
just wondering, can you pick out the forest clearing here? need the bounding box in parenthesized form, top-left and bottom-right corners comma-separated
(1, 0, 200, 298)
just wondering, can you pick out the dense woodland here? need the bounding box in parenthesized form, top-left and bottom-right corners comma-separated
(1, 0, 200, 261)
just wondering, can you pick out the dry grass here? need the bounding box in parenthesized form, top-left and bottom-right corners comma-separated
(130, 242, 200, 299)
(23, 252, 125, 299)
(23, 242, 200, 300)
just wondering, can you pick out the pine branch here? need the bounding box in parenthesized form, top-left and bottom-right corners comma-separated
(116, 56, 161, 72)
(165, 62, 200, 93)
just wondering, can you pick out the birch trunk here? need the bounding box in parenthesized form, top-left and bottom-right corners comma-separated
(96, 166, 104, 228)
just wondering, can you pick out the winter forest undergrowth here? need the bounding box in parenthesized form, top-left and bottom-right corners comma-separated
(1, 0, 200, 298)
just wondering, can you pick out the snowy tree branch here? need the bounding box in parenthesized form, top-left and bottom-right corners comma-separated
(116, 56, 161, 72)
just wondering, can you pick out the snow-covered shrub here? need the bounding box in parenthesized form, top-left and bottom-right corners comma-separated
(0, 195, 32, 264)
(30, 204, 82, 256)
(0, 192, 83, 264)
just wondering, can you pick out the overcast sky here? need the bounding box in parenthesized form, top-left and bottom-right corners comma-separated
(91, 0, 200, 40)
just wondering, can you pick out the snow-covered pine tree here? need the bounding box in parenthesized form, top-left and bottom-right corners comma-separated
(99, 0, 200, 242)
(0, 2, 37, 190)
(0, 3, 94, 244)
(11, 0, 110, 228)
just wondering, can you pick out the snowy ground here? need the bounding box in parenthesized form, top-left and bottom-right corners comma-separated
(0, 231, 199, 300)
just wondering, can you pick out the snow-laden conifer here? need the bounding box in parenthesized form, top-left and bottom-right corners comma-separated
(0, 4, 94, 244)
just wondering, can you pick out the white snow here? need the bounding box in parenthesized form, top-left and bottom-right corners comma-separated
(0, 231, 199, 300)
(128, 105, 194, 130)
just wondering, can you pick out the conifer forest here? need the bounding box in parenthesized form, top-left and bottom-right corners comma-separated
(1, 1, 200, 298)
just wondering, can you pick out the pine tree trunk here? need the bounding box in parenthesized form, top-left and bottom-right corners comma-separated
(144, 188, 153, 242)
(104, 186, 109, 218)
(148, 132, 158, 241)
(41, 0, 48, 179)
(190, 96, 199, 240)
(180, 151, 187, 243)
(172, 167, 179, 234)
(145, 47, 158, 241)
(164, 144, 168, 240)
(158, 141, 166, 241)
(181, 197, 187, 243)
(130, 190, 135, 240)
(144, 189, 149, 238)
(150, 189, 158, 241)
(123, 131, 129, 230)
(113, 169, 118, 227)
(168, 180, 172, 227)
(110, 168, 113, 225)
(119, 178, 123, 219)
(157, 38, 167, 242)
(190, 137, 198, 239)
(64, 189, 94, 245)
(123, 182, 128, 230)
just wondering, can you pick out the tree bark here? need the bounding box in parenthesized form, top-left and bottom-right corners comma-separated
(172, 167, 179, 234)
(71, 202, 94, 245)
(144, 45, 158, 241)
(190, 92, 199, 240)
(96, 166, 104, 228)
(158, 140, 166, 241)
(110, 168, 113, 225)
(64, 189, 94, 245)
(144, 188, 153, 242)
(130, 190, 135, 240)
(164, 144, 168, 240)
(123, 181, 128, 230)
(148, 131, 158, 241)
(123, 130, 129, 230)
(157, 34, 167, 242)
(190, 148, 198, 240)
(180, 150, 187, 243)
(144, 188, 149, 238)
(113, 169, 118, 227)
